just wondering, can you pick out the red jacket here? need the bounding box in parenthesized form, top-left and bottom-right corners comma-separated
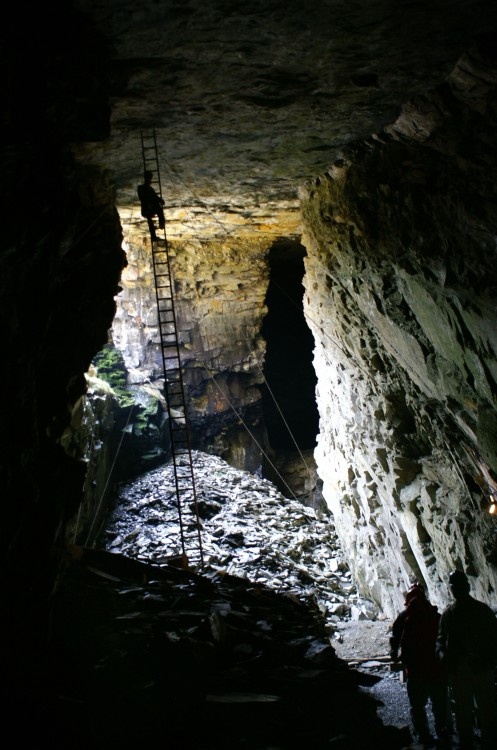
(391, 596, 446, 681)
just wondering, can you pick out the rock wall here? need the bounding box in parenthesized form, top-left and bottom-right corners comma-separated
(112, 232, 272, 471)
(0, 10, 131, 720)
(300, 44, 497, 617)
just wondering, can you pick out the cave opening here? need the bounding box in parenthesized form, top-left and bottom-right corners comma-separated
(261, 239, 319, 451)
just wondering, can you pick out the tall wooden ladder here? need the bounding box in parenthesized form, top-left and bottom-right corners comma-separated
(140, 130, 163, 204)
(140, 130, 204, 569)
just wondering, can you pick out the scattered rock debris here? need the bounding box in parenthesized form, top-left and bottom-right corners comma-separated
(48, 546, 410, 750)
(40, 452, 415, 749)
(101, 451, 379, 634)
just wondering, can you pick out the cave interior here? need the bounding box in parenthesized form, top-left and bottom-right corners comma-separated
(2, 1, 497, 748)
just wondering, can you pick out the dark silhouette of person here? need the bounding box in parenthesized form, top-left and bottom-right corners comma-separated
(137, 170, 165, 241)
(390, 581, 450, 748)
(436, 569, 497, 750)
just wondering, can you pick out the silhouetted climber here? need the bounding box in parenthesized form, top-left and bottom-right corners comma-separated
(390, 581, 450, 748)
(436, 569, 497, 750)
(137, 170, 165, 242)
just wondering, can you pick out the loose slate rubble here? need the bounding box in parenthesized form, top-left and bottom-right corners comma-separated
(101, 450, 378, 634)
(47, 546, 409, 750)
(40, 452, 411, 748)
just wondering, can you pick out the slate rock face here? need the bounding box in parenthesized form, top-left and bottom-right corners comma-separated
(110, 234, 271, 471)
(300, 45, 497, 616)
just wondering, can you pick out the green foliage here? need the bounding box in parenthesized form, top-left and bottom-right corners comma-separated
(92, 344, 134, 407)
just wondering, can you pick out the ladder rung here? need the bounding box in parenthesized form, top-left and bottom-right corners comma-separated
(142, 131, 203, 566)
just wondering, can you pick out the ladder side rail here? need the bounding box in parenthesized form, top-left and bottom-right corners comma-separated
(152, 241, 204, 567)
(141, 131, 162, 194)
(157, 242, 204, 567)
(141, 130, 203, 568)
(141, 131, 187, 549)
(152, 130, 164, 201)
(149, 246, 188, 554)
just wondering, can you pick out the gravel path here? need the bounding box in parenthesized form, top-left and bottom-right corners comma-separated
(332, 619, 449, 746)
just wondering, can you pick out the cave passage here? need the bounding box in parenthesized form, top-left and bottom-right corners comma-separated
(261, 239, 319, 450)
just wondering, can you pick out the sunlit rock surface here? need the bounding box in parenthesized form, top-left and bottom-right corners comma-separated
(101, 451, 379, 631)
(111, 235, 272, 470)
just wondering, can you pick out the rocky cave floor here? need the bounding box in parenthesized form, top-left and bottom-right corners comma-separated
(39, 452, 447, 749)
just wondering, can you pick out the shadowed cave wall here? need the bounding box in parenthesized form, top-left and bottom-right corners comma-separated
(261, 240, 319, 452)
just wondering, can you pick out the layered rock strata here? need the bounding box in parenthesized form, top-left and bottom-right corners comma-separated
(113, 231, 273, 472)
(301, 45, 497, 617)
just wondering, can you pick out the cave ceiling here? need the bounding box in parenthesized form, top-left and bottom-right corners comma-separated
(74, 0, 497, 239)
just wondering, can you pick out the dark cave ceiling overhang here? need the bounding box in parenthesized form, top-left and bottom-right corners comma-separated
(73, 0, 497, 231)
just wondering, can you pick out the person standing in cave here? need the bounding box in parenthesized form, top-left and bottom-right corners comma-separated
(137, 170, 165, 242)
(436, 569, 497, 750)
(390, 582, 450, 748)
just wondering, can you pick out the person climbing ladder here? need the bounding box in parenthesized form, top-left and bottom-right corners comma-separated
(137, 170, 165, 241)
